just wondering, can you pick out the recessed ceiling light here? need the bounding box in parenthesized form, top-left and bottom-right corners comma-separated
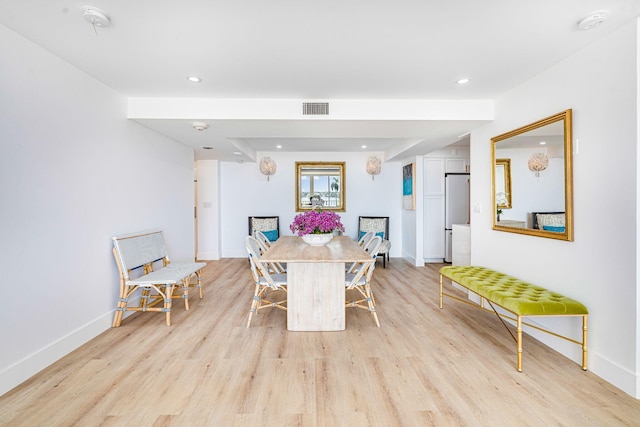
(456, 78, 470, 85)
(233, 151, 243, 155)
(539, 141, 547, 145)
(187, 76, 202, 83)
(276, 145, 282, 149)
(578, 10, 608, 31)
(361, 145, 367, 149)
(201, 146, 213, 150)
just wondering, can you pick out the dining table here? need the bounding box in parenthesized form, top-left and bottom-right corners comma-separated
(258, 235, 372, 331)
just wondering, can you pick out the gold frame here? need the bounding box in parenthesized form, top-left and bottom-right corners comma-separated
(495, 158, 512, 209)
(295, 161, 346, 212)
(491, 109, 573, 241)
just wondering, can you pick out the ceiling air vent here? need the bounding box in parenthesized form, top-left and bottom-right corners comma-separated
(302, 102, 329, 115)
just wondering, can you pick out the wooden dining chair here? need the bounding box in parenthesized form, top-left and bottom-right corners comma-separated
(345, 236, 382, 327)
(357, 231, 375, 247)
(254, 231, 285, 274)
(246, 236, 287, 327)
(347, 231, 375, 273)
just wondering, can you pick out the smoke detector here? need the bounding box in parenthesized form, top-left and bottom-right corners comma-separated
(82, 6, 110, 27)
(192, 122, 209, 131)
(577, 10, 608, 31)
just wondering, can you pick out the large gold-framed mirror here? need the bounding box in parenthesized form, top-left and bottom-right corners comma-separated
(491, 109, 573, 241)
(295, 161, 346, 212)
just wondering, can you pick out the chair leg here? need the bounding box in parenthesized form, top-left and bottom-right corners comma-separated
(196, 270, 204, 298)
(179, 279, 190, 311)
(112, 283, 128, 327)
(366, 285, 380, 327)
(163, 284, 174, 326)
(247, 284, 261, 328)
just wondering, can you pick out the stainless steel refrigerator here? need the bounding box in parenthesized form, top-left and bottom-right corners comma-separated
(445, 173, 470, 262)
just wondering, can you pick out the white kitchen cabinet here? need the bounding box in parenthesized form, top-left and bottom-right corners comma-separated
(423, 158, 445, 195)
(445, 158, 468, 173)
(423, 155, 469, 263)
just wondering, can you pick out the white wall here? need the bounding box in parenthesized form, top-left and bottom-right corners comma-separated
(217, 152, 402, 258)
(470, 20, 639, 397)
(401, 157, 422, 266)
(498, 147, 565, 225)
(0, 25, 197, 395)
(196, 160, 220, 260)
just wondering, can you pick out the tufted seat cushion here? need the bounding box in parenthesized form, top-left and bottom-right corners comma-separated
(440, 266, 588, 316)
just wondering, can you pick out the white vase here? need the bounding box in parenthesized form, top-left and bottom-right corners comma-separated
(301, 233, 333, 246)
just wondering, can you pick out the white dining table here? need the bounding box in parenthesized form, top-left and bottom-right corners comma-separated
(258, 235, 372, 331)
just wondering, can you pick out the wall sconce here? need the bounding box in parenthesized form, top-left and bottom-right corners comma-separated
(528, 153, 548, 177)
(259, 157, 277, 181)
(365, 156, 382, 180)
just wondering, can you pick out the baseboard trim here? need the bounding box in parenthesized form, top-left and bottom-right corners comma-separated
(457, 294, 638, 398)
(0, 311, 113, 397)
(587, 350, 638, 398)
(223, 250, 249, 258)
(497, 310, 638, 398)
(401, 252, 422, 267)
(196, 251, 219, 260)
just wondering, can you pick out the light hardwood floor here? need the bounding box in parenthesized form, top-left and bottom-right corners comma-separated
(2, 258, 639, 426)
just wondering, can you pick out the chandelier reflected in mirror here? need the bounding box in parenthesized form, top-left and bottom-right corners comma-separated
(528, 153, 548, 177)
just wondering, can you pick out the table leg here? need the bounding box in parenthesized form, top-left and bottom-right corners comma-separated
(287, 262, 345, 331)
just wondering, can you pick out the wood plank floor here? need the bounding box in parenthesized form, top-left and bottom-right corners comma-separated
(2, 258, 639, 426)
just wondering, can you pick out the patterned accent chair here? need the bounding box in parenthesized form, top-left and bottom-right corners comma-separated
(357, 216, 391, 268)
(248, 216, 280, 241)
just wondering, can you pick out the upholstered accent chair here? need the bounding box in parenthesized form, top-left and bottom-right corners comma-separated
(248, 216, 280, 241)
(358, 216, 391, 267)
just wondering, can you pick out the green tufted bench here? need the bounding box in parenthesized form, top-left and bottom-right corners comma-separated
(439, 265, 588, 372)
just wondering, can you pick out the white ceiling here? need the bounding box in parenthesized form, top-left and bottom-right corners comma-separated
(2, 1, 638, 161)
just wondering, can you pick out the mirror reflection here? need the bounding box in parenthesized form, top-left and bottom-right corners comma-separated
(495, 159, 512, 209)
(296, 162, 346, 211)
(491, 110, 573, 241)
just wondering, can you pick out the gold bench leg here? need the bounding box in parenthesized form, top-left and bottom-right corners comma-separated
(517, 315, 523, 372)
(582, 315, 588, 371)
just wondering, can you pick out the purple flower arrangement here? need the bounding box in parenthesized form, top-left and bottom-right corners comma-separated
(290, 210, 345, 236)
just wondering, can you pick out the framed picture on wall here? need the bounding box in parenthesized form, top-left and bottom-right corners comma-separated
(403, 162, 415, 210)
